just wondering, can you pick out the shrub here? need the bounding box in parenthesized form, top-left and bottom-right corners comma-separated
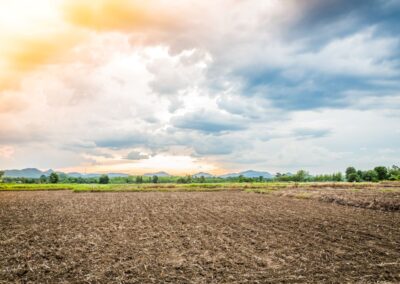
(99, 175, 110, 184)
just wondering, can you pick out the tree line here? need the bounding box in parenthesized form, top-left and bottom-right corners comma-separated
(0, 165, 399, 184)
(345, 165, 400, 182)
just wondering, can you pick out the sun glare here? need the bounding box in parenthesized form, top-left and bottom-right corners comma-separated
(60, 154, 218, 176)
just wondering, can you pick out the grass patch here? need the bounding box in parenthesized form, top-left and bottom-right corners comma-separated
(1, 182, 398, 193)
(71, 184, 232, 193)
(0, 184, 74, 191)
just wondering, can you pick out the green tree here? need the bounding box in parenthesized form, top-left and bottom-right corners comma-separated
(99, 175, 109, 184)
(199, 176, 206, 183)
(294, 170, 308, 182)
(49, 172, 59, 184)
(0, 170, 4, 182)
(347, 172, 361, 182)
(152, 175, 158, 183)
(39, 175, 47, 183)
(345, 167, 357, 181)
(363, 170, 379, 182)
(356, 170, 364, 181)
(136, 176, 143, 184)
(374, 166, 388, 181)
(333, 172, 343, 182)
(388, 165, 400, 180)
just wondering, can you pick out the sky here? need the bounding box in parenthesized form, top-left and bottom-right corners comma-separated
(0, 0, 399, 175)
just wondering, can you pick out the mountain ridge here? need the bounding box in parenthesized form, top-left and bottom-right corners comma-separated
(3, 168, 128, 179)
(143, 171, 171, 177)
(219, 170, 274, 179)
(3, 168, 277, 179)
(192, 172, 214, 178)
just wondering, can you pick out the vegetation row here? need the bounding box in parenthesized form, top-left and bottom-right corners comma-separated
(0, 165, 399, 185)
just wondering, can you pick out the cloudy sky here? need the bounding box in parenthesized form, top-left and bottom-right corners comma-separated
(0, 0, 399, 175)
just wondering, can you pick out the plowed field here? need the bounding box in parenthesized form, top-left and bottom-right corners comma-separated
(1, 191, 399, 283)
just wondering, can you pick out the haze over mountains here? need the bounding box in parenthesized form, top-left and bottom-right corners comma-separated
(143, 171, 171, 177)
(3, 168, 128, 179)
(192, 172, 214, 178)
(4, 168, 55, 179)
(219, 170, 274, 179)
(3, 168, 277, 179)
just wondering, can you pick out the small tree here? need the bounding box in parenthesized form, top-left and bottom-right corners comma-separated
(294, 170, 308, 182)
(0, 170, 4, 183)
(388, 165, 400, 180)
(347, 172, 360, 182)
(345, 167, 357, 181)
(333, 172, 343, 182)
(49, 172, 59, 184)
(136, 176, 143, 184)
(39, 175, 47, 183)
(99, 175, 109, 184)
(374, 166, 388, 181)
(363, 170, 379, 182)
(152, 175, 158, 183)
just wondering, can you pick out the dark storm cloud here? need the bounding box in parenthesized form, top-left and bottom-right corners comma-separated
(226, 0, 400, 112)
(288, 0, 400, 45)
(239, 72, 398, 111)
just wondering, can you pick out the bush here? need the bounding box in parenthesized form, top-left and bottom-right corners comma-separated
(347, 173, 361, 182)
(49, 173, 59, 184)
(99, 175, 110, 184)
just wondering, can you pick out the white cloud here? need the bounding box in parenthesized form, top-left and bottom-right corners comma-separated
(1, 0, 399, 174)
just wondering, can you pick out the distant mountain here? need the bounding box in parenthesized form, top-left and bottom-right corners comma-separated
(108, 173, 129, 178)
(192, 172, 213, 178)
(3, 168, 128, 179)
(66, 172, 85, 178)
(4, 168, 53, 178)
(240, 170, 274, 178)
(220, 170, 273, 179)
(67, 172, 128, 178)
(3, 168, 275, 179)
(143, 171, 170, 177)
(43, 169, 54, 175)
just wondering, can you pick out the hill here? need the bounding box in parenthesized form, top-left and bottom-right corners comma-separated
(143, 171, 171, 177)
(220, 170, 273, 179)
(192, 172, 214, 178)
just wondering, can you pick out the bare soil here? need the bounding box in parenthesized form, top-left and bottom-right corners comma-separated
(277, 187, 400, 212)
(1, 191, 399, 283)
